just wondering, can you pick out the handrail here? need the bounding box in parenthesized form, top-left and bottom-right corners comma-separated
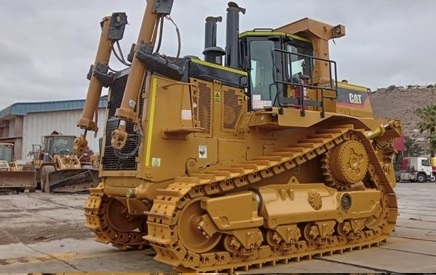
(272, 48, 338, 117)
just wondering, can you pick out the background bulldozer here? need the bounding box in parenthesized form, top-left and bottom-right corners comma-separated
(32, 132, 99, 193)
(0, 142, 36, 193)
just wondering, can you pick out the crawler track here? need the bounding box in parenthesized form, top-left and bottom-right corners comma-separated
(146, 124, 398, 272)
(84, 185, 148, 249)
(85, 124, 397, 272)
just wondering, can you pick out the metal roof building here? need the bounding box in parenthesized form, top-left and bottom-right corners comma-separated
(0, 97, 107, 161)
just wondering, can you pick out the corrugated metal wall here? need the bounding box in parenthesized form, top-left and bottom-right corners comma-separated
(22, 108, 106, 161)
(8, 120, 16, 136)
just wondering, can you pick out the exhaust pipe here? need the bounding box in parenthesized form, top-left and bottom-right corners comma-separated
(205, 16, 222, 49)
(225, 2, 245, 69)
(203, 16, 226, 64)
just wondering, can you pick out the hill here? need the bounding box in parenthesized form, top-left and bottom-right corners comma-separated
(369, 87, 436, 140)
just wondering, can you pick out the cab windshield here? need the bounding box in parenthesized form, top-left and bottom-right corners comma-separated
(421, 159, 430, 166)
(0, 145, 13, 162)
(46, 136, 75, 155)
(248, 38, 314, 110)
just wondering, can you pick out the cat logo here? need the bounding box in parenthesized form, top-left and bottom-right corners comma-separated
(349, 93, 363, 104)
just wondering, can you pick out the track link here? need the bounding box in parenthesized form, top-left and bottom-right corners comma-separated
(146, 124, 398, 272)
(84, 184, 148, 249)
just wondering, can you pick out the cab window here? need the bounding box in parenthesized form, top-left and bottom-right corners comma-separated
(287, 44, 312, 84)
(421, 159, 430, 166)
(249, 40, 277, 109)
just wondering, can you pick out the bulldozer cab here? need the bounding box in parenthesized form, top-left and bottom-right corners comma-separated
(239, 32, 318, 110)
(0, 143, 14, 164)
(239, 30, 344, 115)
(44, 134, 76, 156)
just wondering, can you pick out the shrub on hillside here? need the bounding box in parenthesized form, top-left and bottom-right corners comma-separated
(387, 85, 396, 91)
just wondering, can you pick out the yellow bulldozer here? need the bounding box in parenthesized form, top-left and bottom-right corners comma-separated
(0, 142, 36, 193)
(32, 132, 99, 193)
(75, 1, 402, 272)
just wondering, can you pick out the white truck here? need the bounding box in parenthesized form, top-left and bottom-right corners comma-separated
(399, 156, 435, 182)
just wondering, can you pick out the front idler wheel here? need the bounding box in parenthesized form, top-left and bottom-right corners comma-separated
(177, 198, 222, 254)
(106, 198, 143, 232)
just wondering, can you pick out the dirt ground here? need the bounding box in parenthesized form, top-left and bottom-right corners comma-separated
(1, 182, 436, 273)
(0, 192, 92, 246)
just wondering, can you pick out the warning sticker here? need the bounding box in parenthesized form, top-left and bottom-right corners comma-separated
(252, 94, 263, 109)
(214, 91, 221, 103)
(181, 109, 192, 120)
(199, 145, 207, 159)
(151, 157, 161, 167)
(252, 94, 272, 109)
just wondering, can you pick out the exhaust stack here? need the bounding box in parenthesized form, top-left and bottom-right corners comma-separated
(225, 2, 245, 69)
(205, 16, 222, 49)
(203, 16, 225, 64)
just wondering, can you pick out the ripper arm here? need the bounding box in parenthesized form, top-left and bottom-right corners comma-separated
(111, 0, 175, 149)
(74, 13, 128, 155)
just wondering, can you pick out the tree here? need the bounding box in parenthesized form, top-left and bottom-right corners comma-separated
(429, 132, 436, 156)
(415, 103, 436, 156)
(403, 136, 424, 157)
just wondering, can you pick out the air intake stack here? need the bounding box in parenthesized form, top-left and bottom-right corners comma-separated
(203, 16, 225, 64)
(225, 2, 245, 69)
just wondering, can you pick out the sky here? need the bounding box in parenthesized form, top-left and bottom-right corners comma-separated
(1, 0, 435, 109)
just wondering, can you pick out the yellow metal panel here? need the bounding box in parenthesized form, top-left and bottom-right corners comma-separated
(145, 77, 158, 167)
(337, 81, 368, 92)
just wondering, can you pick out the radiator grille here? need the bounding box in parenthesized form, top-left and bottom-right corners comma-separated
(197, 83, 212, 134)
(102, 74, 143, 170)
(223, 89, 242, 129)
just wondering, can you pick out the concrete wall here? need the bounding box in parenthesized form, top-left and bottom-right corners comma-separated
(21, 108, 106, 161)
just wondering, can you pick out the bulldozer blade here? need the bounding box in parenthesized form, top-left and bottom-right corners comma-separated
(0, 171, 37, 192)
(47, 168, 99, 193)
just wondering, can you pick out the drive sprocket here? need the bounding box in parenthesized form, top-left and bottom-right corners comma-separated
(321, 139, 369, 190)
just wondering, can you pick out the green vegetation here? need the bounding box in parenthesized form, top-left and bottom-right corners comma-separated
(403, 136, 424, 157)
(429, 132, 436, 157)
(387, 85, 396, 91)
(415, 103, 436, 156)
